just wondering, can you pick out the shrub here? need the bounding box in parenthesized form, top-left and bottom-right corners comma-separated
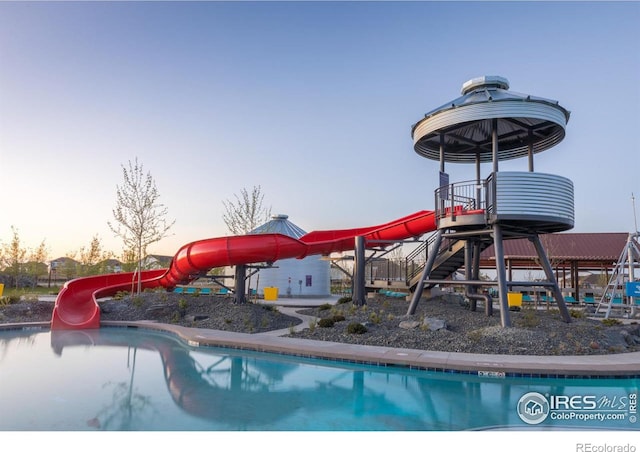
(113, 291, 129, 300)
(337, 296, 352, 305)
(131, 296, 144, 308)
(4, 295, 21, 305)
(346, 322, 368, 334)
(569, 309, 585, 319)
(602, 318, 622, 326)
(318, 303, 332, 311)
(332, 314, 346, 322)
(178, 298, 188, 310)
(318, 318, 335, 328)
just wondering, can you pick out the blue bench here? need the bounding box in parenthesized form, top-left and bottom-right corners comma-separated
(564, 296, 578, 305)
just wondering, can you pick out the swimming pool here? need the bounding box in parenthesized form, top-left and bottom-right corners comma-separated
(0, 327, 637, 431)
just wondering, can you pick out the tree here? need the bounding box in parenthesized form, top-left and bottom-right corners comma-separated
(77, 235, 113, 276)
(222, 185, 272, 235)
(2, 226, 27, 288)
(108, 158, 175, 294)
(26, 239, 49, 287)
(119, 246, 138, 273)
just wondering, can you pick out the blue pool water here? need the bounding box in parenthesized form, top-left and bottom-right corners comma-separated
(0, 327, 638, 431)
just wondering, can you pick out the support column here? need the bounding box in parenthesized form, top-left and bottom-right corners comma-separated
(234, 264, 246, 304)
(528, 130, 534, 172)
(465, 241, 476, 312)
(530, 235, 572, 323)
(492, 224, 511, 327)
(628, 234, 637, 317)
(407, 230, 444, 315)
(572, 260, 580, 303)
(352, 236, 366, 306)
(473, 241, 491, 316)
(492, 118, 499, 173)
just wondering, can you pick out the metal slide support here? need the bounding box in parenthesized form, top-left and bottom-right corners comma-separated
(352, 236, 367, 306)
(492, 224, 511, 327)
(473, 241, 492, 316)
(464, 241, 477, 311)
(628, 233, 638, 317)
(407, 230, 444, 315)
(530, 235, 572, 323)
(234, 264, 246, 304)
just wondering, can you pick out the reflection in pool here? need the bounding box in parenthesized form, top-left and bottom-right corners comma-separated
(0, 327, 637, 431)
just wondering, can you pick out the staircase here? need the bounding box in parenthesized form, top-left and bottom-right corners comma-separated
(405, 233, 491, 291)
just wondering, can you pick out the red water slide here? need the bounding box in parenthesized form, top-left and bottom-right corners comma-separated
(51, 210, 436, 330)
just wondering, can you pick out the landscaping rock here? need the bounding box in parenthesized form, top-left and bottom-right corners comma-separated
(423, 317, 446, 331)
(399, 320, 421, 330)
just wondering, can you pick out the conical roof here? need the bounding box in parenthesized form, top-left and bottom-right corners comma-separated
(412, 75, 571, 163)
(249, 214, 307, 239)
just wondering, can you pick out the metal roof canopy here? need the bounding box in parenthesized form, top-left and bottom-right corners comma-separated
(412, 76, 571, 165)
(249, 214, 307, 238)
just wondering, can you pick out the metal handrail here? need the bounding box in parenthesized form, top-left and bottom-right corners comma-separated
(434, 179, 488, 221)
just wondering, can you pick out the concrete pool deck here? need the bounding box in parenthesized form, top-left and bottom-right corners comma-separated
(4, 294, 639, 377)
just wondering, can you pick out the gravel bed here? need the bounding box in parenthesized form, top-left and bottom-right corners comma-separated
(286, 294, 640, 356)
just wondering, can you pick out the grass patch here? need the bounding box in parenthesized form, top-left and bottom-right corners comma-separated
(131, 296, 145, 308)
(569, 309, 586, 319)
(516, 308, 540, 328)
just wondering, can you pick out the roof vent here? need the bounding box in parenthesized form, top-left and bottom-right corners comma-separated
(461, 75, 509, 95)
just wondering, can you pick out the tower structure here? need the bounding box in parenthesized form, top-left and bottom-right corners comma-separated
(407, 76, 574, 327)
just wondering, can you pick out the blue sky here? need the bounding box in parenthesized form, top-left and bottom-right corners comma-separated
(1, 1, 639, 260)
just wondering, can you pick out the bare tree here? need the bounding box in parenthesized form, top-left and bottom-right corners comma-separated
(109, 158, 175, 293)
(222, 185, 272, 235)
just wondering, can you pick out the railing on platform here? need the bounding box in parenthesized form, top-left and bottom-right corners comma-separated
(434, 179, 488, 222)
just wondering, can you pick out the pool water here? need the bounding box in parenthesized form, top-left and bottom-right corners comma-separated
(0, 327, 637, 431)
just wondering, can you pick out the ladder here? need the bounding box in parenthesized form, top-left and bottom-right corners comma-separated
(595, 232, 640, 319)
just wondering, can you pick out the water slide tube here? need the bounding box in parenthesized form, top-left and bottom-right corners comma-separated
(51, 210, 436, 330)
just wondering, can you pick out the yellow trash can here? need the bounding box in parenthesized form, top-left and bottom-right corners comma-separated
(264, 287, 278, 301)
(507, 292, 523, 307)
(0, 283, 4, 297)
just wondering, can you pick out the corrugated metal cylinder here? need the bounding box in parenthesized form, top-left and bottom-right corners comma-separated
(248, 215, 331, 297)
(492, 171, 574, 231)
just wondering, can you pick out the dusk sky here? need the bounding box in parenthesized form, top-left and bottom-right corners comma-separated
(1, 1, 639, 260)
